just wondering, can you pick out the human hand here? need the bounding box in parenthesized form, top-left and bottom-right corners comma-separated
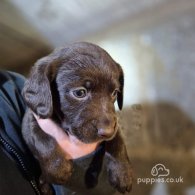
(33, 113, 99, 159)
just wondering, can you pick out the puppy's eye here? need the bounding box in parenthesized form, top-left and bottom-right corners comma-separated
(72, 87, 88, 99)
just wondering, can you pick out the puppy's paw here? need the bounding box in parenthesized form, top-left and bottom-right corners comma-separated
(42, 159, 73, 184)
(39, 177, 54, 195)
(108, 161, 133, 194)
(54, 160, 73, 184)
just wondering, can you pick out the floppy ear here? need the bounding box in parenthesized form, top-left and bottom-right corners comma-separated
(117, 66, 124, 110)
(22, 56, 58, 118)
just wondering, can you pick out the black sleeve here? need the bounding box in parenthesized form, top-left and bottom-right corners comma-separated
(0, 71, 37, 195)
(0, 71, 26, 151)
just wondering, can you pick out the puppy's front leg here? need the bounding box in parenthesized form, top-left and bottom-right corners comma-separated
(105, 130, 133, 193)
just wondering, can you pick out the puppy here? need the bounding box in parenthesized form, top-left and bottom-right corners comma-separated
(22, 42, 133, 194)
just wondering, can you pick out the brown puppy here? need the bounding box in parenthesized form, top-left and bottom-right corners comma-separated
(22, 42, 133, 194)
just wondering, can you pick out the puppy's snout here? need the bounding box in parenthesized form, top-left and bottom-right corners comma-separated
(98, 128, 114, 138)
(97, 118, 116, 139)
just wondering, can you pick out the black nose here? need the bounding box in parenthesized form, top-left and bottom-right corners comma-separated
(98, 127, 115, 138)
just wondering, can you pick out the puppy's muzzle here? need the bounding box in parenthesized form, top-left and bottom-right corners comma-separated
(97, 118, 117, 140)
(98, 127, 115, 139)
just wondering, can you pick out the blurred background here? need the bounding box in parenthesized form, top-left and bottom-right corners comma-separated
(1, 0, 195, 194)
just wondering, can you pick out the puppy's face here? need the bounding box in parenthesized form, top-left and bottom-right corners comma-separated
(23, 42, 124, 143)
(56, 60, 121, 143)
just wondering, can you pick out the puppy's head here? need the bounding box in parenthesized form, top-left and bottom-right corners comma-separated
(23, 42, 124, 143)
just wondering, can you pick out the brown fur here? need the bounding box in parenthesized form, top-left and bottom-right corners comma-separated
(22, 42, 133, 194)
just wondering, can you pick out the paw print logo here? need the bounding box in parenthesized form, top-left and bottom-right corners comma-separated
(151, 163, 170, 177)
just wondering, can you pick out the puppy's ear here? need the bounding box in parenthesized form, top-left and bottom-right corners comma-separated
(117, 66, 124, 110)
(22, 56, 58, 118)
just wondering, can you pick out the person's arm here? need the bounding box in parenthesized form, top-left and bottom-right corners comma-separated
(0, 71, 38, 195)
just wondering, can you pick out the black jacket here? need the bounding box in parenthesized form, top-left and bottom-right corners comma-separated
(0, 71, 115, 195)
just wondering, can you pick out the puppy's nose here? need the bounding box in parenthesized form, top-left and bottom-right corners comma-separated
(97, 117, 116, 139)
(98, 127, 114, 138)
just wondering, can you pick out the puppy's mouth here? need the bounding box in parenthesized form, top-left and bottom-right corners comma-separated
(65, 130, 101, 148)
(64, 124, 117, 144)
